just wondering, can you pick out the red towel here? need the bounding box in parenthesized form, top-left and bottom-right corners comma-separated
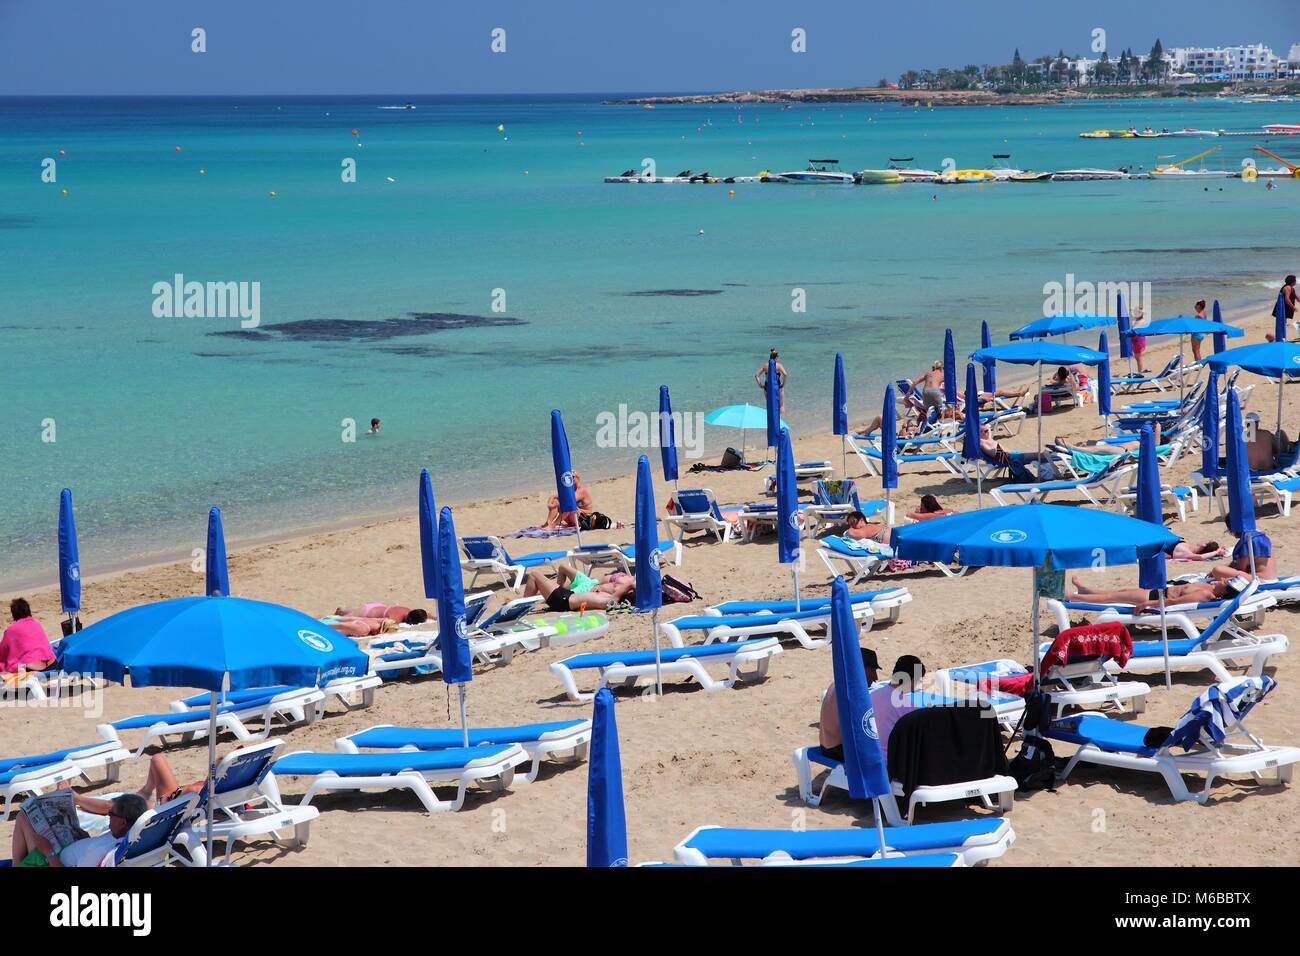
(973, 622, 1132, 699)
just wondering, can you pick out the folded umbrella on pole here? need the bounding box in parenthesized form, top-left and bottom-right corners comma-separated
(58, 488, 81, 624)
(980, 321, 996, 393)
(205, 507, 229, 598)
(833, 353, 848, 478)
(633, 455, 664, 695)
(658, 386, 678, 487)
(586, 688, 629, 867)
(418, 469, 439, 600)
(776, 427, 802, 609)
(437, 506, 473, 745)
(551, 409, 583, 547)
(1134, 425, 1172, 688)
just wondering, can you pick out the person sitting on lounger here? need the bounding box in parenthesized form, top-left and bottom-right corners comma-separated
(10, 793, 148, 868)
(869, 655, 926, 767)
(544, 471, 594, 529)
(819, 648, 880, 759)
(1170, 539, 1225, 561)
(912, 361, 947, 414)
(1244, 417, 1293, 472)
(521, 563, 634, 612)
(1035, 366, 1076, 410)
(1067, 576, 1237, 613)
(907, 494, 954, 522)
(1, 598, 56, 681)
(1206, 520, 1275, 581)
(844, 510, 886, 542)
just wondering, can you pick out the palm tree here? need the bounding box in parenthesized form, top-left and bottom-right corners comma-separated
(898, 70, 919, 90)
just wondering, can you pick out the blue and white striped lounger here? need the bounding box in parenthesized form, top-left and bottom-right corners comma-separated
(1045, 676, 1300, 803)
(657, 603, 874, 651)
(99, 686, 326, 756)
(549, 638, 782, 701)
(709, 585, 912, 626)
(673, 817, 1015, 867)
(335, 720, 592, 783)
(271, 744, 530, 813)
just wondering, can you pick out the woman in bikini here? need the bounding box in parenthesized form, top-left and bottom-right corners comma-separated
(1067, 576, 1234, 614)
(521, 563, 635, 613)
(755, 349, 788, 414)
(544, 472, 594, 529)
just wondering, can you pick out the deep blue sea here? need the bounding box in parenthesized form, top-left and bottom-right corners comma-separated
(2, 93, 1297, 586)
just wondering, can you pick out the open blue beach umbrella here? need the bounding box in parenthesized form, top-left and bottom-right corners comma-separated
(205, 507, 229, 598)
(437, 505, 473, 744)
(1205, 341, 1300, 440)
(586, 687, 629, 867)
(1224, 388, 1257, 541)
(633, 456, 664, 694)
(1275, 291, 1289, 344)
(943, 329, 958, 406)
(58, 488, 81, 618)
(658, 386, 678, 485)
(1117, 292, 1133, 362)
(1009, 313, 1115, 341)
(1212, 300, 1227, 355)
(705, 404, 779, 430)
(1096, 332, 1112, 419)
(1135, 425, 1173, 687)
(550, 409, 582, 544)
(1202, 371, 1220, 481)
(827, 575, 891, 852)
(418, 469, 438, 599)
(962, 364, 983, 507)
(980, 320, 996, 392)
(765, 358, 780, 449)
(833, 353, 849, 477)
(881, 384, 898, 529)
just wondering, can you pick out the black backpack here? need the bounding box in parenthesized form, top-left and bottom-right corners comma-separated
(1006, 691, 1058, 792)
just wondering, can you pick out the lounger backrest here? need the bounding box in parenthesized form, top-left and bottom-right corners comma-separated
(211, 741, 282, 796)
(479, 597, 537, 630)
(116, 793, 199, 864)
(1192, 581, 1255, 648)
(462, 592, 492, 630)
(1165, 675, 1276, 751)
(814, 480, 858, 508)
(461, 536, 509, 565)
(674, 489, 722, 521)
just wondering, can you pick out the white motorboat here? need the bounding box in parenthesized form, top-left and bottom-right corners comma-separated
(775, 159, 855, 184)
(1051, 168, 1131, 181)
(1149, 166, 1232, 179)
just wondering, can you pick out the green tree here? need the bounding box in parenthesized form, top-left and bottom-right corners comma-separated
(1146, 39, 1166, 83)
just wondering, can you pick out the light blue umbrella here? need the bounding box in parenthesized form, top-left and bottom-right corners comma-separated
(943, 329, 958, 406)
(633, 455, 664, 694)
(705, 404, 786, 464)
(880, 384, 898, 532)
(776, 426, 802, 608)
(962, 363, 983, 507)
(1275, 291, 1289, 344)
(1224, 388, 1258, 576)
(551, 409, 582, 546)
(205, 507, 229, 598)
(586, 687, 628, 867)
(1135, 425, 1172, 687)
(62, 594, 368, 864)
(765, 358, 780, 449)
(418, 469, 438, 600)
(58, 488, 81, 624)
(1212, 300, 1227, 355)
(833, 353, 848, 477)
(890, 503, 1177, 680)
(1204, 341, 1300, 441)
(981, 320, 997, 393)
(658, 386, 678, 487)
(1141, 316, 1244, 401)
(1009, 313, 1116, 341)
(1097, 332, 1112, 420)
(828, 575, 890, 851)
(437, 506, 472, 744)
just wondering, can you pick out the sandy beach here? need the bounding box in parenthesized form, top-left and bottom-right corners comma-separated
(5, 298, 1300, 868)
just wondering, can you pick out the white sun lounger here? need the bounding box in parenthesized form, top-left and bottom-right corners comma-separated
(708, 585, 912, 627)
(1044, 676, 1300, 803)
(663, 488, 736, 543)
(672, 816, 1015, 867)
(459, 535, 569, 591)
(935, 656, 1150, 721)
(169, 675, 382, 719)
(271, 744, 530, 813)
(1, 759, 83, 820)
(334, 719, 592, 784)
(1046, 589, 1275, 640)
(657, 601, 875, 651)
(549, 638, 782, 701)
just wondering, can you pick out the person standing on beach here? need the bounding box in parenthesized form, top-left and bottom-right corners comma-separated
(755, 349, 788, 414)
(1190, 300, 1208, 362)
(911, 361, 946, 415)
(1266, 276, 1297, 343)
(1130, 306, 1149, 372)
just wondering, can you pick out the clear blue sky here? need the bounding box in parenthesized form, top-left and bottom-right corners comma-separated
(1, 0, 1296, 95)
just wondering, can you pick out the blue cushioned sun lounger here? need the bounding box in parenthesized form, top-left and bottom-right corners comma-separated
(710, 586, 912, 625)
(100, 687, 325, 755)
(549, 638, 782, 701)
(658, 601, 876, 650)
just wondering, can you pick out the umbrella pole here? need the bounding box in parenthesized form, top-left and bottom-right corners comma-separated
(1035, 363, 1044, 464)
(205, 691, 217, 868)
(792, 564, 801, 612)
(458, 684, 469, 748)
(842, 436, 848, 480)
(1179, 335, 1185, 403)
(1030, 585, 1041, 692)
(1278, 379, 1285, 451)
(1159, 591, 1171, 690)
(1248, 533, 1257, 580)
(652, 608, 662, 696)
(872, 800, 888, 859)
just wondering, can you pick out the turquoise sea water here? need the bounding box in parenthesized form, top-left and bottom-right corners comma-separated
(2, 94, 1297, 587)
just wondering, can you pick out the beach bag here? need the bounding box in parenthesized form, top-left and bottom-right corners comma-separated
(1039, 392, 1053, 415)
(1007, 691, 1058, 791)
(1036, 459, 1060, 482)
(660, 573, 700, 604)
(578, 511, 614, 531)
(721, 447, 743, 469)
(1008, 459, 1035, 483)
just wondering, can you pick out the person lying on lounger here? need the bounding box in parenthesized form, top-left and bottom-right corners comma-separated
(521, 563, 634, 612)
(907, 494, 954, 522)
(10, 793, 149, 868)
(1067, 576, 1237, 613)
(327, 603, 430, 637)
(1170, 539, 1225, 561)
(1054, 424, 1161, 457)
(819, 648, 880, 760)
(1205, 521, 1275, 582)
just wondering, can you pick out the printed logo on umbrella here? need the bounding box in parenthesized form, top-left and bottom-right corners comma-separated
(561, 470, 574, 487)
(862, 708, 880, 739)
(455, 616, 468, 640)
(69, 564, 80, 581)
(297, 629, 334, 653)
(990, 529, 1028, 544)
(648, 548, 661, 571)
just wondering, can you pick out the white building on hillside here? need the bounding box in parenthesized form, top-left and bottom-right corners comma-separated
(1167, 43, 1285, 79)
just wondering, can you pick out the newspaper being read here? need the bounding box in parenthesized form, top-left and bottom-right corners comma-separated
(21, 790, 89, 855)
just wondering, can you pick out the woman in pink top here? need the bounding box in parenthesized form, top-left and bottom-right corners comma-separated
(0, 598, 56, 676)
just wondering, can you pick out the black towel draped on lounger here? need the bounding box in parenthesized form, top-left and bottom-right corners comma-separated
(887, 706, 1007, 801)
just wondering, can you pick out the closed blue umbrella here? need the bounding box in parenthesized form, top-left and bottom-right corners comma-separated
(658, 386, 678, 486)
(205, 507, 229, 598)
(1212, 300, 1227, 355)
(1097, 332, 1112, 419)
(437, 505, 472, 744)
(1135, 425, 1172, 687)
(551, 409, 582, 546)
(1224, 388, 1257, 572)
(833, 353, 848, 477)
(633, 455, 664, 694)
(962, 364, 983, 507)
(776, 427, 802, 608)
(881, 384, 898, 531)
(586, 687, 629, 867)
(1116, 292, 1133, 362)
(1201, 371, 1220, 482)
(943, 329, 958, 406)
(418, 469, 438, 600)
(828, 575, 890, 850)
(765, 358, 780, 449)
(1275, 291, 1288, 344)
(58, 488, 81, 622)
(980, 321, 997, 392)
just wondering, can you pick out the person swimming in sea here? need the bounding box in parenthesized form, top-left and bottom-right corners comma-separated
(366, 418, 381, 435)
